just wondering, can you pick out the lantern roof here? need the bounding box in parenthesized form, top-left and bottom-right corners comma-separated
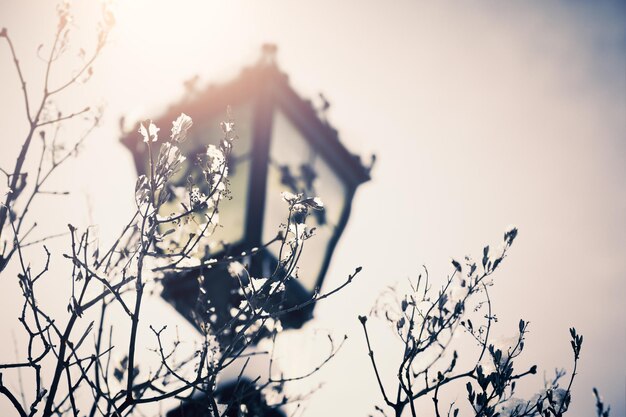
(121, 44, 371, 188)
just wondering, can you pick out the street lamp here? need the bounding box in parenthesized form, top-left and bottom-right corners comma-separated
(121, 44, 370, 331)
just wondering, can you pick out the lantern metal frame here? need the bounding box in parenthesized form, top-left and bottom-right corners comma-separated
(121, 51, 370, 329)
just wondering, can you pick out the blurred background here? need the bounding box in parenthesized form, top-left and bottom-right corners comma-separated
(0, 1, 624, 416)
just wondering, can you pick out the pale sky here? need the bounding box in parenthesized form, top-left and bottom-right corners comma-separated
(0, 1, 624, 416)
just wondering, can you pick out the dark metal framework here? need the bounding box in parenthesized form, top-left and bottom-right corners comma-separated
(121, 53, 370, 329)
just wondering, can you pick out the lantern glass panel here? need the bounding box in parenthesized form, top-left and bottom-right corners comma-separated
(155, 104, 254, 256)
(263, 110, 347, 292)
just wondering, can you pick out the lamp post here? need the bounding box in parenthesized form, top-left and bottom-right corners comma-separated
(122, 45, 370, 332)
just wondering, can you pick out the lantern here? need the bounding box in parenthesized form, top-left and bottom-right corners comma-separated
(121, 45, 370, 331)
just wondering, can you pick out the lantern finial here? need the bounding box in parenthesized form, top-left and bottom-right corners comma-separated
(260, 43, 278, 66)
